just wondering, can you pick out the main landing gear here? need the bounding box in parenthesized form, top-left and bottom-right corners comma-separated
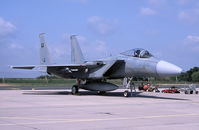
(71, 79, 82, 95)
(71, 85, 79, 95)
(97, 91, 106, 95)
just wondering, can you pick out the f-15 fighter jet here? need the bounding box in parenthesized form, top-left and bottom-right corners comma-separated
(11, 34, 182, 97)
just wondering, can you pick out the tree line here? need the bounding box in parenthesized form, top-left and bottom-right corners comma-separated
(176, 67, 199, 82)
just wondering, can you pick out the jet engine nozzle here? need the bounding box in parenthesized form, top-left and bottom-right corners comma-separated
(156, 60, 182, 77)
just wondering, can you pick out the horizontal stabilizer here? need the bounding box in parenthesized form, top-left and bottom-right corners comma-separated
(10, 65, 47, 72)
(10, 65, 35, 69)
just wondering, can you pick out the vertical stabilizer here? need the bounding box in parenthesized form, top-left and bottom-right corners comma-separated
(70, 35, 85, 64)
(39, 33, 52, 65)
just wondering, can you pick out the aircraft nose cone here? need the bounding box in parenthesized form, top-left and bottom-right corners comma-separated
(156, 60, 182, 77)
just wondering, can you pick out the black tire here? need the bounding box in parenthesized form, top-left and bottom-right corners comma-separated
(185, 91, 188, 94)
(155, 90, 160, 93)
(97, 91, 106, 95)
(196, 91, 198, 94)
(138, 86, 143, 91)
(124, 90, 129, 97)
(71, 85, 78, 95)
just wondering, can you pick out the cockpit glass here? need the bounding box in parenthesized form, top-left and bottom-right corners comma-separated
(120, 48, 153, 58)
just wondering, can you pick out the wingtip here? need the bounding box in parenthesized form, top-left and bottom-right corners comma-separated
(8, 65, 13, 68)
(70, 34, 78, 40)
(39, 33, 46, 37)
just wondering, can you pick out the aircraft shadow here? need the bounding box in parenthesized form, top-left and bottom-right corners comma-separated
(23, 90, 188, 101)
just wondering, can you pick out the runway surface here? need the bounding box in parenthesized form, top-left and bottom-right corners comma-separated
(0, 89, 199, 130)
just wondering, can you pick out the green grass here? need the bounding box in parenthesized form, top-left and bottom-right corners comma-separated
(0, 78, 76, 86)
(0, 78, 198, 87)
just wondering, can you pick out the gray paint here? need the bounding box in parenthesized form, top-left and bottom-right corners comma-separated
(39, 33, 52, 65)
(11, 35, 182, 92)
(70, 35, 85, 64)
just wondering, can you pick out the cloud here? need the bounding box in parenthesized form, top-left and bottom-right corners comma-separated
(48, 41, 68, 63)
(95, 40, 107, 52)
(49, 34, 109, 63)
(82, 39, 108, 59)
(0, 17, 16, 39)
(140, 7, 156, 15)
(87, 16, 118, 35)
(178, 8, 199, 24)
(66, 34, 109, 59)
(183, 35, 199, 52)
(53, 47, 65, 59)
(152, 51, 162, 58)
(184, 35, 199, 44)
(76, 35, 87, 43)
(62, 33, 87, 43)
(9, 43, 24, 49)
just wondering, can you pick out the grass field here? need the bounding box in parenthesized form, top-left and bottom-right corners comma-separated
(0, 78, 76, 86)
(0, 78, 198, 87)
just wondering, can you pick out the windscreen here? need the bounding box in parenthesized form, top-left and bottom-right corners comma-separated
(120, 48, 153, 58)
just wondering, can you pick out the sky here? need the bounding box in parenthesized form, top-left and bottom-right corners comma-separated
(0, 0, 199, 78)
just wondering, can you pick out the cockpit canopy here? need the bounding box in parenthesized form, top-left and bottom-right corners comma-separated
(120, 48, 153, 58)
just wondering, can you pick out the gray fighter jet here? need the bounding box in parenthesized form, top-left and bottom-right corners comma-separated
(11, 34, 182, 97)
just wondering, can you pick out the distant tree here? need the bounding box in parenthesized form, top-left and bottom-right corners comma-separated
(192, 72, 199, 82)
(186, 67, 199, 81)
(36, 75, 58, 79)
(178, 72, 189, 81)
(178, 67, 199, 82)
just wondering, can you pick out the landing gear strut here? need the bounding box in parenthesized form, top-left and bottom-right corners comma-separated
(123, 77, 135, 97)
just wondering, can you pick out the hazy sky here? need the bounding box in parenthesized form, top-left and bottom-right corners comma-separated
(0, 0, 199, 78)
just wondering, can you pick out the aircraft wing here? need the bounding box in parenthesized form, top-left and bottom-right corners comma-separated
(11, 60, 125, 79)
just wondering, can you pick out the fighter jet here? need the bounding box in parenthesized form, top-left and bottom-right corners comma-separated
(11, 34, 182, 97)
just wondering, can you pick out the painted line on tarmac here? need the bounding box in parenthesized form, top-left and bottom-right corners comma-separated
(10, 88, 20, 90)
(155, 99, 199, 107)
(191, 102, 199, 106)
(0, 113, 199, 126)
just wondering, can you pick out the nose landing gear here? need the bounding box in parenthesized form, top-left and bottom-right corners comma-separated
(123, 90, 129, 97)
(123, 77, 135, 97)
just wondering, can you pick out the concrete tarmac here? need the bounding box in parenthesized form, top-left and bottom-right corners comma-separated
(0, 89, 199, 130)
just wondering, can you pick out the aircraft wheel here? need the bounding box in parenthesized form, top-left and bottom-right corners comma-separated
(196, 91, 198, 94)
(124, 90, 129, 97)
(71, 85, 79, 95)
(97, 91, 106, 95)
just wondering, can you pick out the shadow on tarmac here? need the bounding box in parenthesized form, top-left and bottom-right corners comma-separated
(23, 90, 188, 101)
